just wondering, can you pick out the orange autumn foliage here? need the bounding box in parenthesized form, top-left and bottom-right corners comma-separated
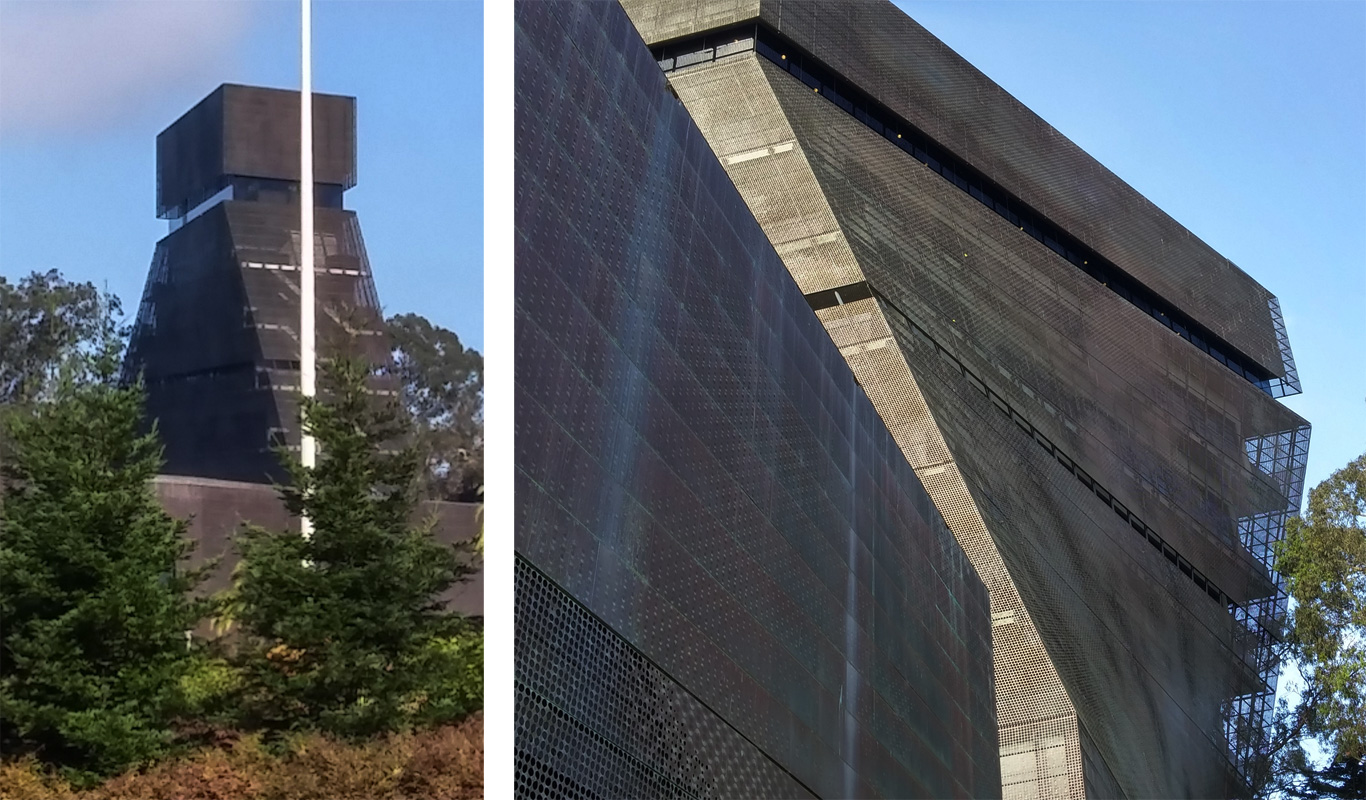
(0, 716, 482, 800)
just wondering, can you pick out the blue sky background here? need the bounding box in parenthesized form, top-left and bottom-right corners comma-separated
(896, 0, 1365, 498)
(0, 0, 484, 352)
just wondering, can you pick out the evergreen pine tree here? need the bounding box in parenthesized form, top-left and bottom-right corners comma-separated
(228, 353, 479, 738)
(0, 346, 206, 783)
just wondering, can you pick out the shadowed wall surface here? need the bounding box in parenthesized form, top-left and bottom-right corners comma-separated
(515, 2, 998, 797)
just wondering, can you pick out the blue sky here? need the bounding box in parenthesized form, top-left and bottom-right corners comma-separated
(896, 0, 1366, 495)
(0, 0, 484, 352)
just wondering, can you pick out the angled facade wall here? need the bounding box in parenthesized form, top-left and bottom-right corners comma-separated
(515, 2, 999, 797)
(620, 2, 1310, 797)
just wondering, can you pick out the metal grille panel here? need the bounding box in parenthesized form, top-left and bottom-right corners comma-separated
(515, 556, 814, 799)
(156, 85, 356, 220)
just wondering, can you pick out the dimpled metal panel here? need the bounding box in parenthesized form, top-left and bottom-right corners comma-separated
(655, 51, 1085, 796)
(621, 0, 1286, 377)
(647, 20, 1308, 797)
(763, 52, 1305, 795)
(746, 62, 1302, 592)
(515, 1, 999, 796)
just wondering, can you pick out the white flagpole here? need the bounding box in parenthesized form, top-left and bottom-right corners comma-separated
(300, 0, 316, 538)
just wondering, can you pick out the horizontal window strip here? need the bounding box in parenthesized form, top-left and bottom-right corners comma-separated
(805, 280, 873, 311)
(139, 361, 257, 386)
(653, 25, 1296, 399)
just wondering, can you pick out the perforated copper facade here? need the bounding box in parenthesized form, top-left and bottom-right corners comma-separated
(516, 558, 816, 799)
(515, 1, 999, 797)
(126, 85, 385, 484)
(620, 1, 1311, 796)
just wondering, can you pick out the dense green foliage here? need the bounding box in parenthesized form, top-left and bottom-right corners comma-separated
(385, 313, 483, 503)
(1267, 453, 1366, 798)
(0, 271, 123, 407)
(0, 348, 207, 784)
(226, 354, 480, 738)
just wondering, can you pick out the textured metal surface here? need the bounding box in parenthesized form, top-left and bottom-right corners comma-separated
(825, 291, 1092, 799)
(516, 2, 999, 797)
(621, 0, 1288, 378)
(750, 62, 1300, 589)
(646, 45, 1084, 796)
(157, 84, 356, 220)
(647, 27, 1297, 401)
(653, 23, 1308, 796)
(128, 86, 386, 484)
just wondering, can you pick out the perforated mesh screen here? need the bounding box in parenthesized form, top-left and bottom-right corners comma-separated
(1266, 297, 1302, 398)
(515, 557, 814, 799)
(622, 0, 1288, 375)
(1225, 423, 1310, 781)
(821, 294, 1087, 799)
(156, 85, 356, 220)
(648, 27, 1292, 401)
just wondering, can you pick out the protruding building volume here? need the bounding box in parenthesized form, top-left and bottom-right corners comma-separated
(125, 84, 386, 483)
(619, 1, 1310, 796)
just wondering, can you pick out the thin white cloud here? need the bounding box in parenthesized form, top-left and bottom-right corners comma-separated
(0, 0, 259, 136)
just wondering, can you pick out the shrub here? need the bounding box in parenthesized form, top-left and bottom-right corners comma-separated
(0, 716, 483, 800)
(0, 759, 78, 800)
(90, 742, 266, 800)
(177, 657, 244, 714)
(406, 627, 483, 727)
(396, 714, 483, 800)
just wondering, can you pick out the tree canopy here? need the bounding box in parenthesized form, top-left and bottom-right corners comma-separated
(0, 269, 483, 790)
(0, 270, 123, 407)
(226, 352, 481, 739)
(1268, 452, 1366, 798)
(386, 313, 483, 503)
